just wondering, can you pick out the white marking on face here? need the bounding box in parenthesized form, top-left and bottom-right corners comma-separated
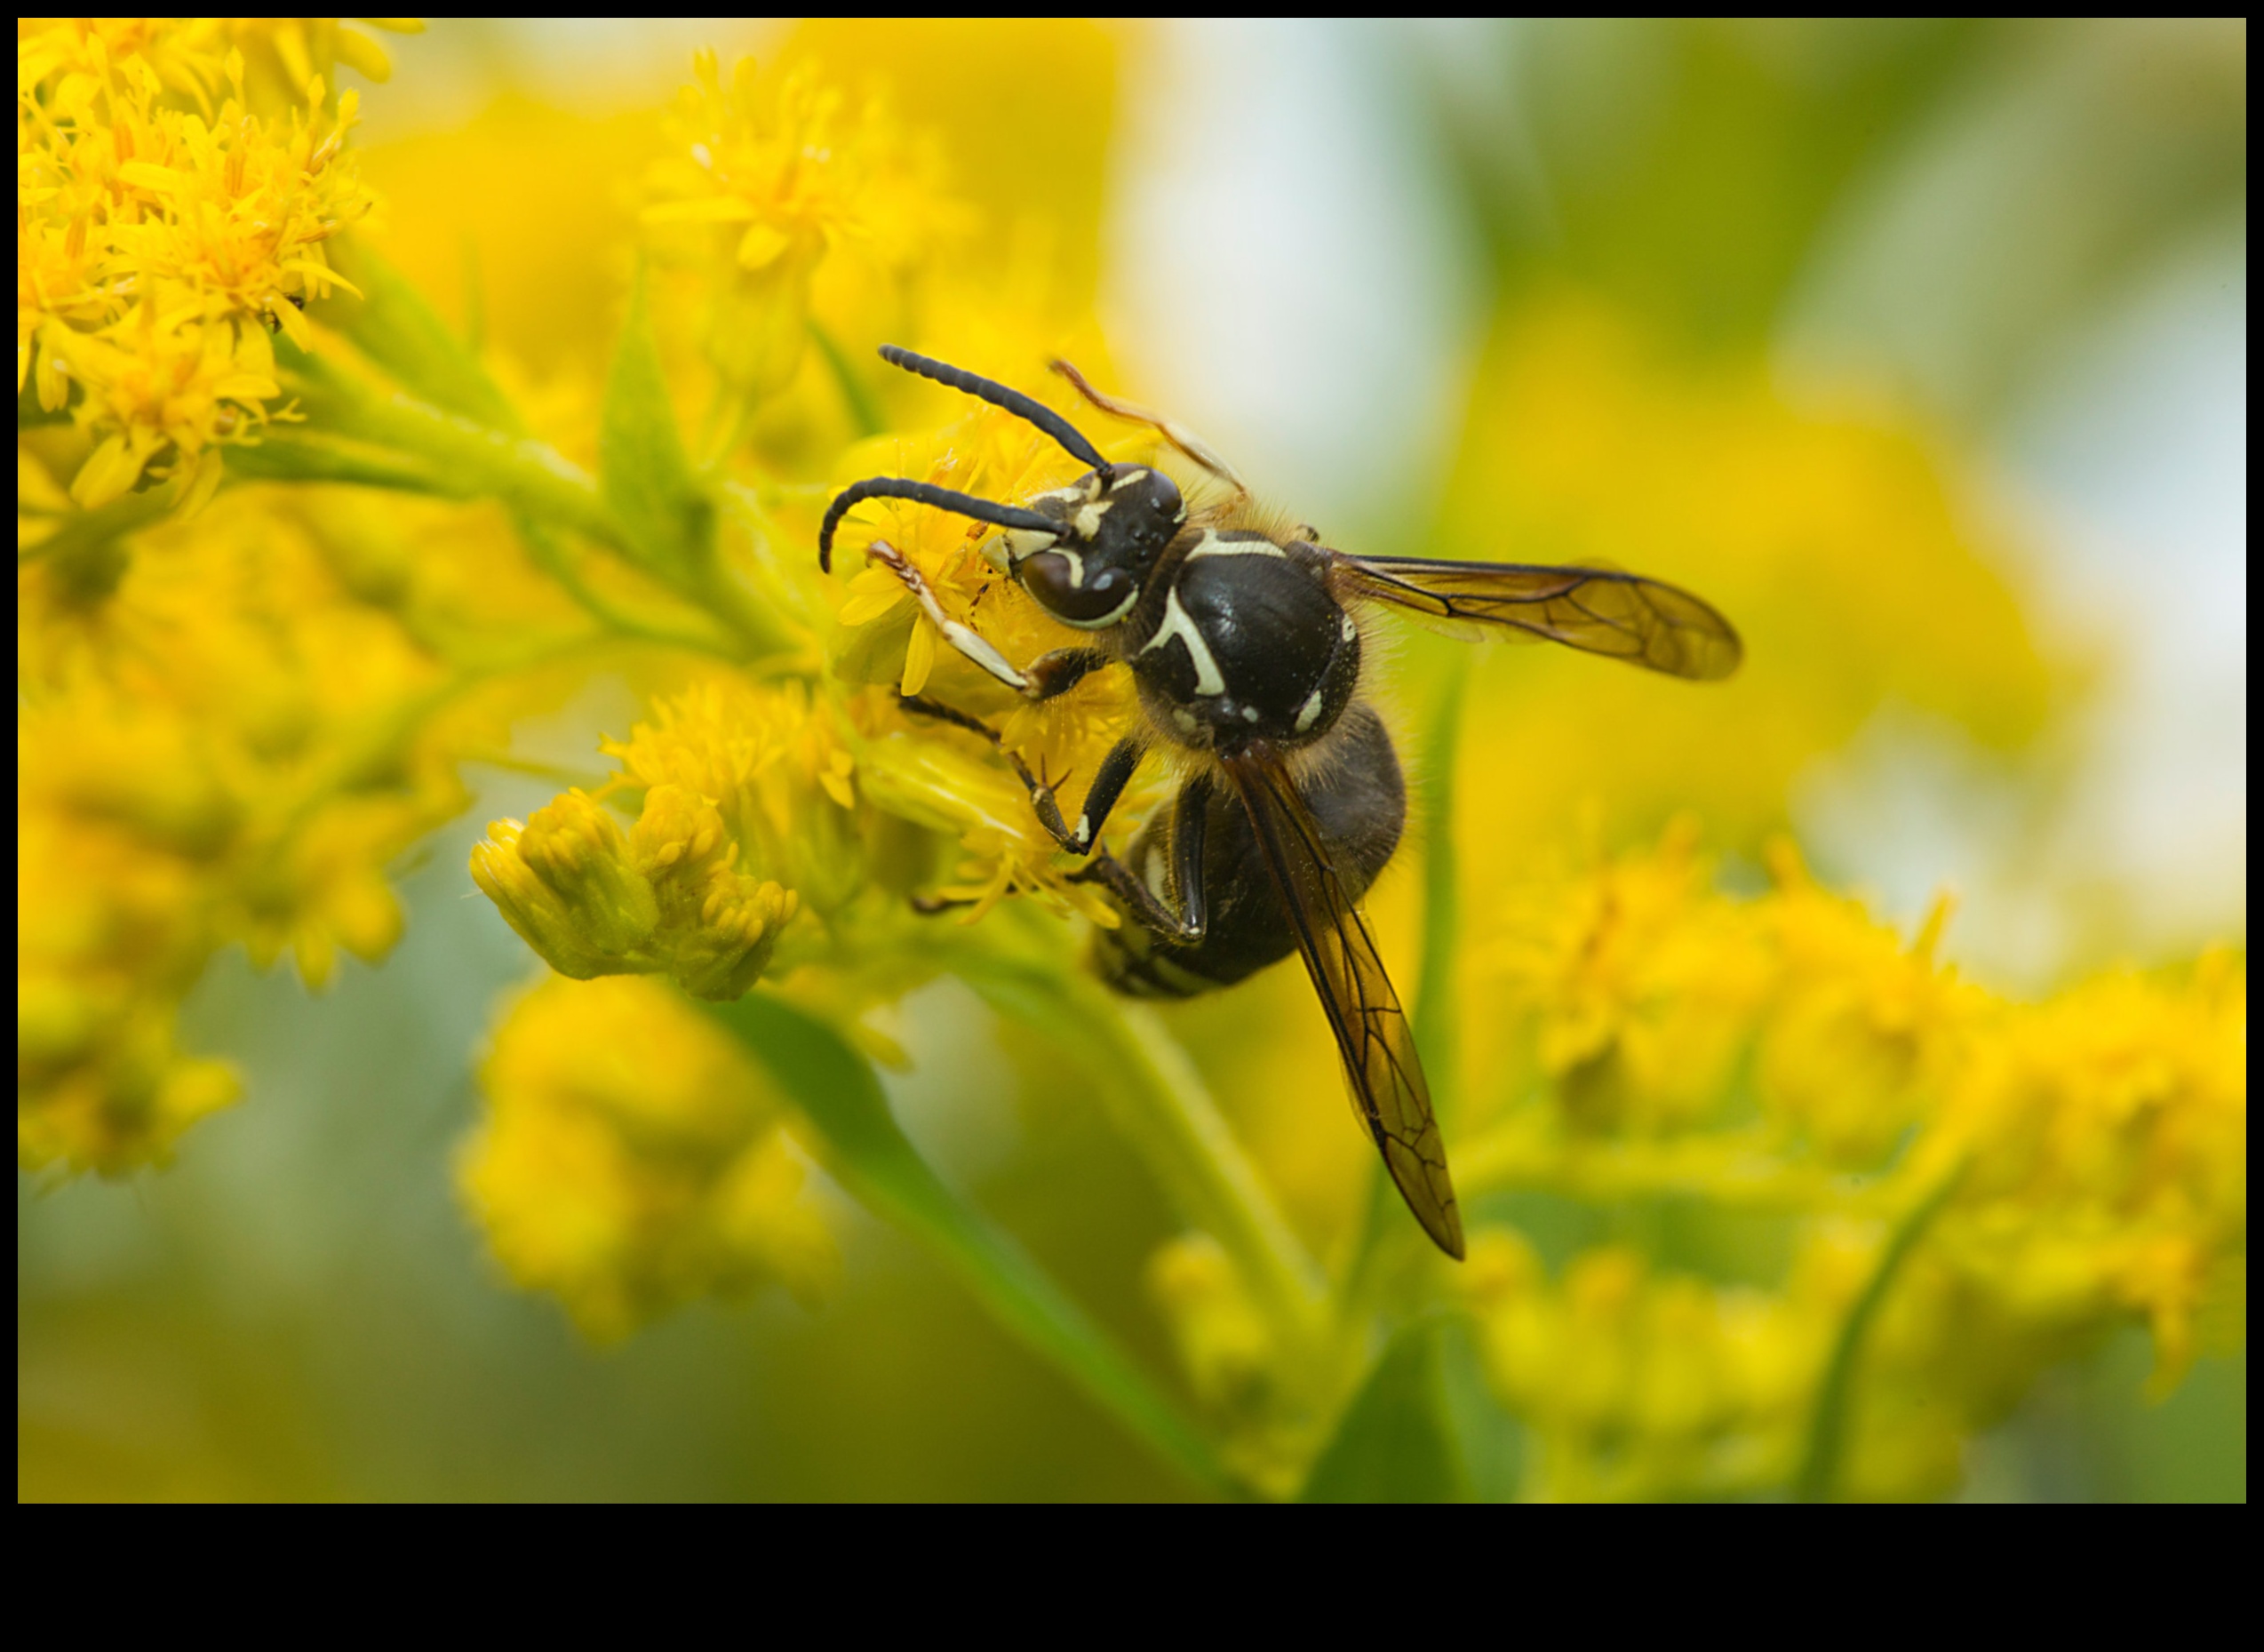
(1075, 501, 1109, 539)
(1004, 526, 1057, 565)
(1295, 688, 1324, 733)
(1184, 530, 1285, 562)
(1056, 547, 1086, 587)
(1138, 587, 1226, 695)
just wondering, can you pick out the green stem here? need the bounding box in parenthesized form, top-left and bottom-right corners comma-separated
(951, 943, 1328, 1359)
(291, 365, 625, 550)
(705, 989, 1234, 1496)
(18, 483, 172, 568)
(283, 356, 796, 659)
(513, 514, 740, 658)
(1794, 1159, 1966, 1503)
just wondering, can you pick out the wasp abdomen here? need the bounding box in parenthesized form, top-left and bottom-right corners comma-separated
(1094, 703, 1404, 998)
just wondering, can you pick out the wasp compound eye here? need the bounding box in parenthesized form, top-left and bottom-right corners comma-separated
(1020, 552, 1138, 629)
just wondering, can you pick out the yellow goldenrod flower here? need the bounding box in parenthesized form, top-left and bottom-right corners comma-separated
(1146, 1233, 1316, 1499)
(19, 27, 375, 502)
(642, 51, 969, 401)
(460, 973, 837, 1343)
(1465, 1230, 1826, 1501)
(1458, 830, 2244, 1499)
(18, 483, 471, 1170)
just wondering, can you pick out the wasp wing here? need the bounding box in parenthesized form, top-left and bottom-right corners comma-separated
(1334, 553, 1742, 681)
(1220, 750, 1464, 1260)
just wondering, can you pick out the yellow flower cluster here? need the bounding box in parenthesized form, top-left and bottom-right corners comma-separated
(1145, 1233, 1316, 1498)
(824, 403, 1160, 926)
(18, 484, 471, 1171)
(18, 19, 386, 505)
(1447, 831, 2245, 1499)
(470, 680, 836, 1002)
(1465, 1233, 1831, 1500)
(460, 974, 837, 1344)
(642, 50, 969, 404)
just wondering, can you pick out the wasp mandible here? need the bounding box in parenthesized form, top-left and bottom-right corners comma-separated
(820, 347, 1743, 1258)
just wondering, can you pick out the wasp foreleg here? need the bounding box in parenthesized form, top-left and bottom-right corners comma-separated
(864, 539, 1029, 690)
(1021, 647, 1112, 703)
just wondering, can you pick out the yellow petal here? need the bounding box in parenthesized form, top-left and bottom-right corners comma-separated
(69, 434, 146, 508)
(331, 27, 395, 84)
(270, 297, 314, 350)
(116, 161, 185, 193)
(737, 221, 792, 270)
(837, 584, 909, 626)
(900, 618, 937, 697)
(282, 257, 362, 299)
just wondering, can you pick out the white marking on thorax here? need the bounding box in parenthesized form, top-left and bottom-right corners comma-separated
(1184, 530, 1286, 562)
(1139, 587, 1227, 696)
(1295, 688, 1325, 733)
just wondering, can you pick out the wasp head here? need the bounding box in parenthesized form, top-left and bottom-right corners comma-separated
(989, 465, 1184, 630)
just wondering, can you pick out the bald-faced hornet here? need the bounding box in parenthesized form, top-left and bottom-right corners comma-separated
(820, 347, 1742, 1258)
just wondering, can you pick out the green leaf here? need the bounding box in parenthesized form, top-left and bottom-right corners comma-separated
(601, 262, 714, 577)
(1795, 1161, 1966, 1502)
(702, 990, 1233, 1496)
(1301, 1317, 1475, 1503)
(327, 243, 524, 435)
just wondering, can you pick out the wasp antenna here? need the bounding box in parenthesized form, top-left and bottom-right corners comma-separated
(877, 346, 1111, 477)
(817, 477, 1060, 573)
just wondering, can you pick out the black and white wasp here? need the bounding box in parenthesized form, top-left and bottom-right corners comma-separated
(819, 347, 1742, 1258)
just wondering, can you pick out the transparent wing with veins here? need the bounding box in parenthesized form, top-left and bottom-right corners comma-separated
(1335, 554, 1742, 681)
(1221, 750, 1465, 1260)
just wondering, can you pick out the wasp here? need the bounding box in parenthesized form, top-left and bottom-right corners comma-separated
(819, 347, 1742, 1258)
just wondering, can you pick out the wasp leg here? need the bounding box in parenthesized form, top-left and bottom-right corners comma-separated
(1070, 773, 1209, 942)
(864, 539, 1029, 690)
(1022, 647, 1112, 702)
(1025, 736, 1140, 855)
(1048, 357, 1249, 502)
(897, 695, 1140, 857)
